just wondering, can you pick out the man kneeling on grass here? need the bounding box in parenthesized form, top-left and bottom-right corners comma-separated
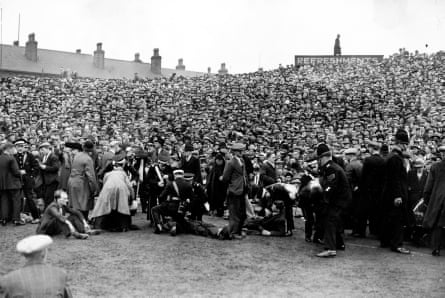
(36, 190, 97, 239)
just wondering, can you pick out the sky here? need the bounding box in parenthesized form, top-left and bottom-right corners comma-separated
(0, 0, 444, 73)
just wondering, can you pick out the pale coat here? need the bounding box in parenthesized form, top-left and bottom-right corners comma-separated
(67, 152, 98, 211)
(90, 169, 134, 218)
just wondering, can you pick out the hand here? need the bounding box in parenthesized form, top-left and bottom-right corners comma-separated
(39, 163, 46, 170)
(219, 176, 223, 181)
(158, 181, 164, 187)
(20, 170, 26, 175)
(394, 197, 403, 206)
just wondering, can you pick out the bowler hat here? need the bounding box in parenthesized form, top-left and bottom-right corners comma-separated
(65, 142, 82, 151)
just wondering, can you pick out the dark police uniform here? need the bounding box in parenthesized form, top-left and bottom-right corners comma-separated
(319, 160, 352, 250)
(151, 177, 193, 234)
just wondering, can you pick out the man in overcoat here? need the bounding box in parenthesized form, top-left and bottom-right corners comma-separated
(380, 129, 411, 254)
(423, 146, 445, 256)
(67, 142, 98, 219)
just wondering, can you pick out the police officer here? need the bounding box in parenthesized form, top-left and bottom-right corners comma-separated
(316, 144, 352, 258)
(184, 172, 208, 221)
(14, 139, 40, 222)
(151, 170, 193, 236)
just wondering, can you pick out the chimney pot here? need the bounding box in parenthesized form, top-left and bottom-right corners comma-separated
(25, 33, 38, 62)
(151, 48, 162, 75)
(76, 49, 81, 54)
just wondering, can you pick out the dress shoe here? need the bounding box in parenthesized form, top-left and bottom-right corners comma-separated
(305, 237, 312, 243)
(232, 234, 244, 240)
(154, 224, 163, 234)
(391, 247, 410, 254)
(432, 250, 440, 256)
(316, 250, 337, 258)
(170, 226, 177, 236)
(13, 220, 26, 226)
(31, 219, 40, 224)
(71, 232, 89, 240)
(1, 220, 6, 226)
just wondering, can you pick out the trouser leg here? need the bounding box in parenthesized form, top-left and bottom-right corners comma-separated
(324, 207, 342, 250)
(0, 191, 10, 221)
(228, 194, 242, 236)
(389, 209, 404, 250)
(147, 194, 158, 221)
(431, 226, 443, 251)
(151, 205, 163, 226)
(10, 189, 22, 222)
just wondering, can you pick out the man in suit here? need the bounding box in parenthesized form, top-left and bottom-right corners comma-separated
(357, 141, 385, 237)
(259, 152, 278, 187)
(222, 143, 249, 239)
(0, 234, 72, 297)
(181, 143, 202, 184)
(14, 138, 41, 223)
(380, 129, 411, 254)
(151, 170, 193, 235)
(38, 142, 61, 207)
(316, 144, 352, 258)
(37, 189, 90, 239)
(0, 142, 25, 226)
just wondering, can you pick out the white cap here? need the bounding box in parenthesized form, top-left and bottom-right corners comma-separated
(16, 235, 53, 255)
(173, 169, 184, 177)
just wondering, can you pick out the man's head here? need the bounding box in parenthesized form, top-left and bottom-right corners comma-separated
(54, 189, 69, 206)
(230, 143, 245, 158)
(184, 143, 194, 158)
(316, 143, 332, 167)
(2, 142, 17, 155)
(14, 139, 28, 154)
(39, 142, 51, 156)
(266, 152, 276, 163)
(394, 129, 409, 151)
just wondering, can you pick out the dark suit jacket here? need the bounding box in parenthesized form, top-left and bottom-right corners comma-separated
(159, 177, 193, 203)
(222, 157, 247, 196)
(0, 261, 72, 298)
(0, 153, 22, 190)
(319, 160, 352, 209)
(181, 156, 202, 184)
(407, 169, 428, 208)
(259, 161, 277, 187)
(41, 153, 61, 185)
(381, 149, 408, 211)
(361, 154, 385, 201)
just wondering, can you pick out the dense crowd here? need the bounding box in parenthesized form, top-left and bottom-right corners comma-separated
(0, 49, 445, 256)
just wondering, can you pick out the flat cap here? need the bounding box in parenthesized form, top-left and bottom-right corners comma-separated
(16, 235, 53, 255)
(39, 142, 51, 149)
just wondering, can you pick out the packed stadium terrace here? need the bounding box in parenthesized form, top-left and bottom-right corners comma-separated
(1, 50, 445, 166)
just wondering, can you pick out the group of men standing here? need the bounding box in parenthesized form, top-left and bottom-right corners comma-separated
(310, 129, 445, 257)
